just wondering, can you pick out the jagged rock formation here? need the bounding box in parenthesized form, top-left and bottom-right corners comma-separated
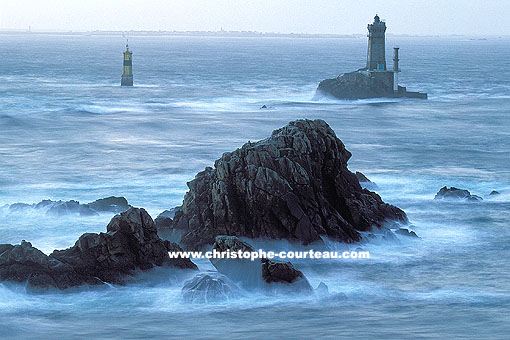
(0, 208, 196, 289)
(0, 241, 102, 289)
(181, 272, 241, 303)
(7, 196, 131, 216)
(166, 119, 407, 249)
(434, 186, 482, 201)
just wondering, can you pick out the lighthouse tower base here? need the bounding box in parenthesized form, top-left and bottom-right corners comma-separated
(314, 70, 427, 100)
(121, 75, 133, 86)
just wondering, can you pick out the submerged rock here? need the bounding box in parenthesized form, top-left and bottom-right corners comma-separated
(8, 199, 96, 216)
(210, 236, 312, 293)
(382, 228, 400, 242)
(0, 208, 197, 289)
(365, 227, 401, 244)
(7, 203, 32, 212)
(47, 200, 97, 216)
(315, 281, 329, 296)
(167, 119, 407, 249)
(394, 228, 419, 238)
(84, 196, 131, 213)
(210, 236, 262, 287)
(7, 196, 131, 216)
(434, 186, 482, 201)
(181, 272, 241, 303)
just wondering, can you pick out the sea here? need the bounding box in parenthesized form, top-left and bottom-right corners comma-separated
(0, 33, 509, 339)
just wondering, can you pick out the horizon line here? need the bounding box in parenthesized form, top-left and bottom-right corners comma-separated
(0, 29, 507, 39)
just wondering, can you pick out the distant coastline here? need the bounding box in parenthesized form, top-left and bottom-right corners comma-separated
(0, 29, 505, 39)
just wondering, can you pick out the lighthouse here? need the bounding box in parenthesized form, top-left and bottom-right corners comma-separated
(315, 14, 427, 99)
(366, 14, 386, 71)
(121, 43, 133, 86)
(393, 47, 400, 93)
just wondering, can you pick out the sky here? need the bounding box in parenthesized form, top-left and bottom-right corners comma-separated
(0, 0, 507, 36)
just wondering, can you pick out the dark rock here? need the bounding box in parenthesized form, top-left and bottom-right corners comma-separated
(394, 228, 419, 238)
(262, 259, 313, 293)
(181, 272, 241, 303)
(260, 105, 268, 109)
(7, 196, 131, 216)
(210, 236, 312, 292)
(489, 190, 500, 197)
(314, 71, 427, 100)
(7, 203, 32, 212)
(46, 200, 97, 216)
(212, 235, 256, 254)
(355, 171, 378, 190)
(0, 240, 101, 289)
(155, 208, 182, 229)
(0, 244, 14, 254)
(8, 199, 97, 216)
(364, 227, 401, 244)
(155, 216, 173, 229)
(381, 228, 400, 242)
(0, 208, 197, 289)
(84, 196, 131, 213)
(163, 240, 198, 270)
(51, 208, 197, 282)
(434, 186, 482, 201)
(262, 258, 310, 286)
(167, 119, 407, 249)
(315, 71, 391, 100)
(34, 199, 58, 209)
(160, 207, 181, 219)
(355, 171, 372, 183)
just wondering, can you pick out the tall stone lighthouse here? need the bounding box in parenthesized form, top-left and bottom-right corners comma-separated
(366, 14, 386, 71)
(121, 43, 133, 86)
(314, 14, 427, 99)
